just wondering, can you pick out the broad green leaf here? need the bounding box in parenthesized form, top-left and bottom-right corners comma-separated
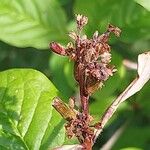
(134, 0, 150, 11)
(49, 54, 75, 99)
(63, 62, 76, 90)
(0, 69, 65, 150)
(0, 0, 67, 49)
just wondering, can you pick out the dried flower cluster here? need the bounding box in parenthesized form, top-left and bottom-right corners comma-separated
(50, 14, 121, 150)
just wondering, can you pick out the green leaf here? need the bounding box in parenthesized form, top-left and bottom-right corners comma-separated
(0, 0, 67, 49)
(134, 0, 150, 11)
(49, 54, 75, 99)
(0, 69, 65, 150)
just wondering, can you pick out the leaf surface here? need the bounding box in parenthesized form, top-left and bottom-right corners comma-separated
(0, 0, 67, 49)
(0, 69, 65, 150)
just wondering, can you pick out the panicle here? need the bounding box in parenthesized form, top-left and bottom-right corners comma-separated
(49, 14, 121, 94)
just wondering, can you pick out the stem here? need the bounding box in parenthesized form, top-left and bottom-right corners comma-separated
(78, 64, 92, 150)
(78, 63, 89, 118)
(80, 95, 89, 117)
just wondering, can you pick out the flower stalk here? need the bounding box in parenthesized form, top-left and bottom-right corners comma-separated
(50, 14, 121, 150)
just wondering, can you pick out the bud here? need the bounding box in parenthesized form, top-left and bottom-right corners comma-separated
(108, 24, 121, 37)
(69, 31, 77, 41)
(49, 42, 66, 56)
(93, 31, 99, 41)
(52, 97, 77, 121)
(76, 14, 88, 30)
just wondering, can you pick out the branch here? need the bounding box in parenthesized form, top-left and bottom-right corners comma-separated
(93, 51, 150, 141)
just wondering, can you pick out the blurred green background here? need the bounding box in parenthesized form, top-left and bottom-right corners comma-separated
(0, 0, 150, 149)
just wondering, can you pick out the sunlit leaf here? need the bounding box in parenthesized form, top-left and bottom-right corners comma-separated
(0, 69, 65, 150)
(0, 0, 67, 49)
(49, 54, 75, 99)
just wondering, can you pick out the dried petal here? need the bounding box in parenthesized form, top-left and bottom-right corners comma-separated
(49, 42, 66, 56)
(108, 24, 121, 37)
(76, 14, 88, 30)
(100, 52, 111, 64)
(98, 32, 110, 43)
(93, 31, 99, 41)
(69, 97, 75, 109)
(69, 31, 78, 41)
(82, 35, 87, 40)
(66, 42, 77, 60)
(52, 97, 77, 121)
(67, 42, 74, 49)
(84, 48, 95, 63)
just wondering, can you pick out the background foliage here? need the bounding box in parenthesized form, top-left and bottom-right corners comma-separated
(0, 0, 150, 150)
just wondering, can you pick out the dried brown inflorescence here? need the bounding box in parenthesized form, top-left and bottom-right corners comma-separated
(50, 14, 121, 150)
